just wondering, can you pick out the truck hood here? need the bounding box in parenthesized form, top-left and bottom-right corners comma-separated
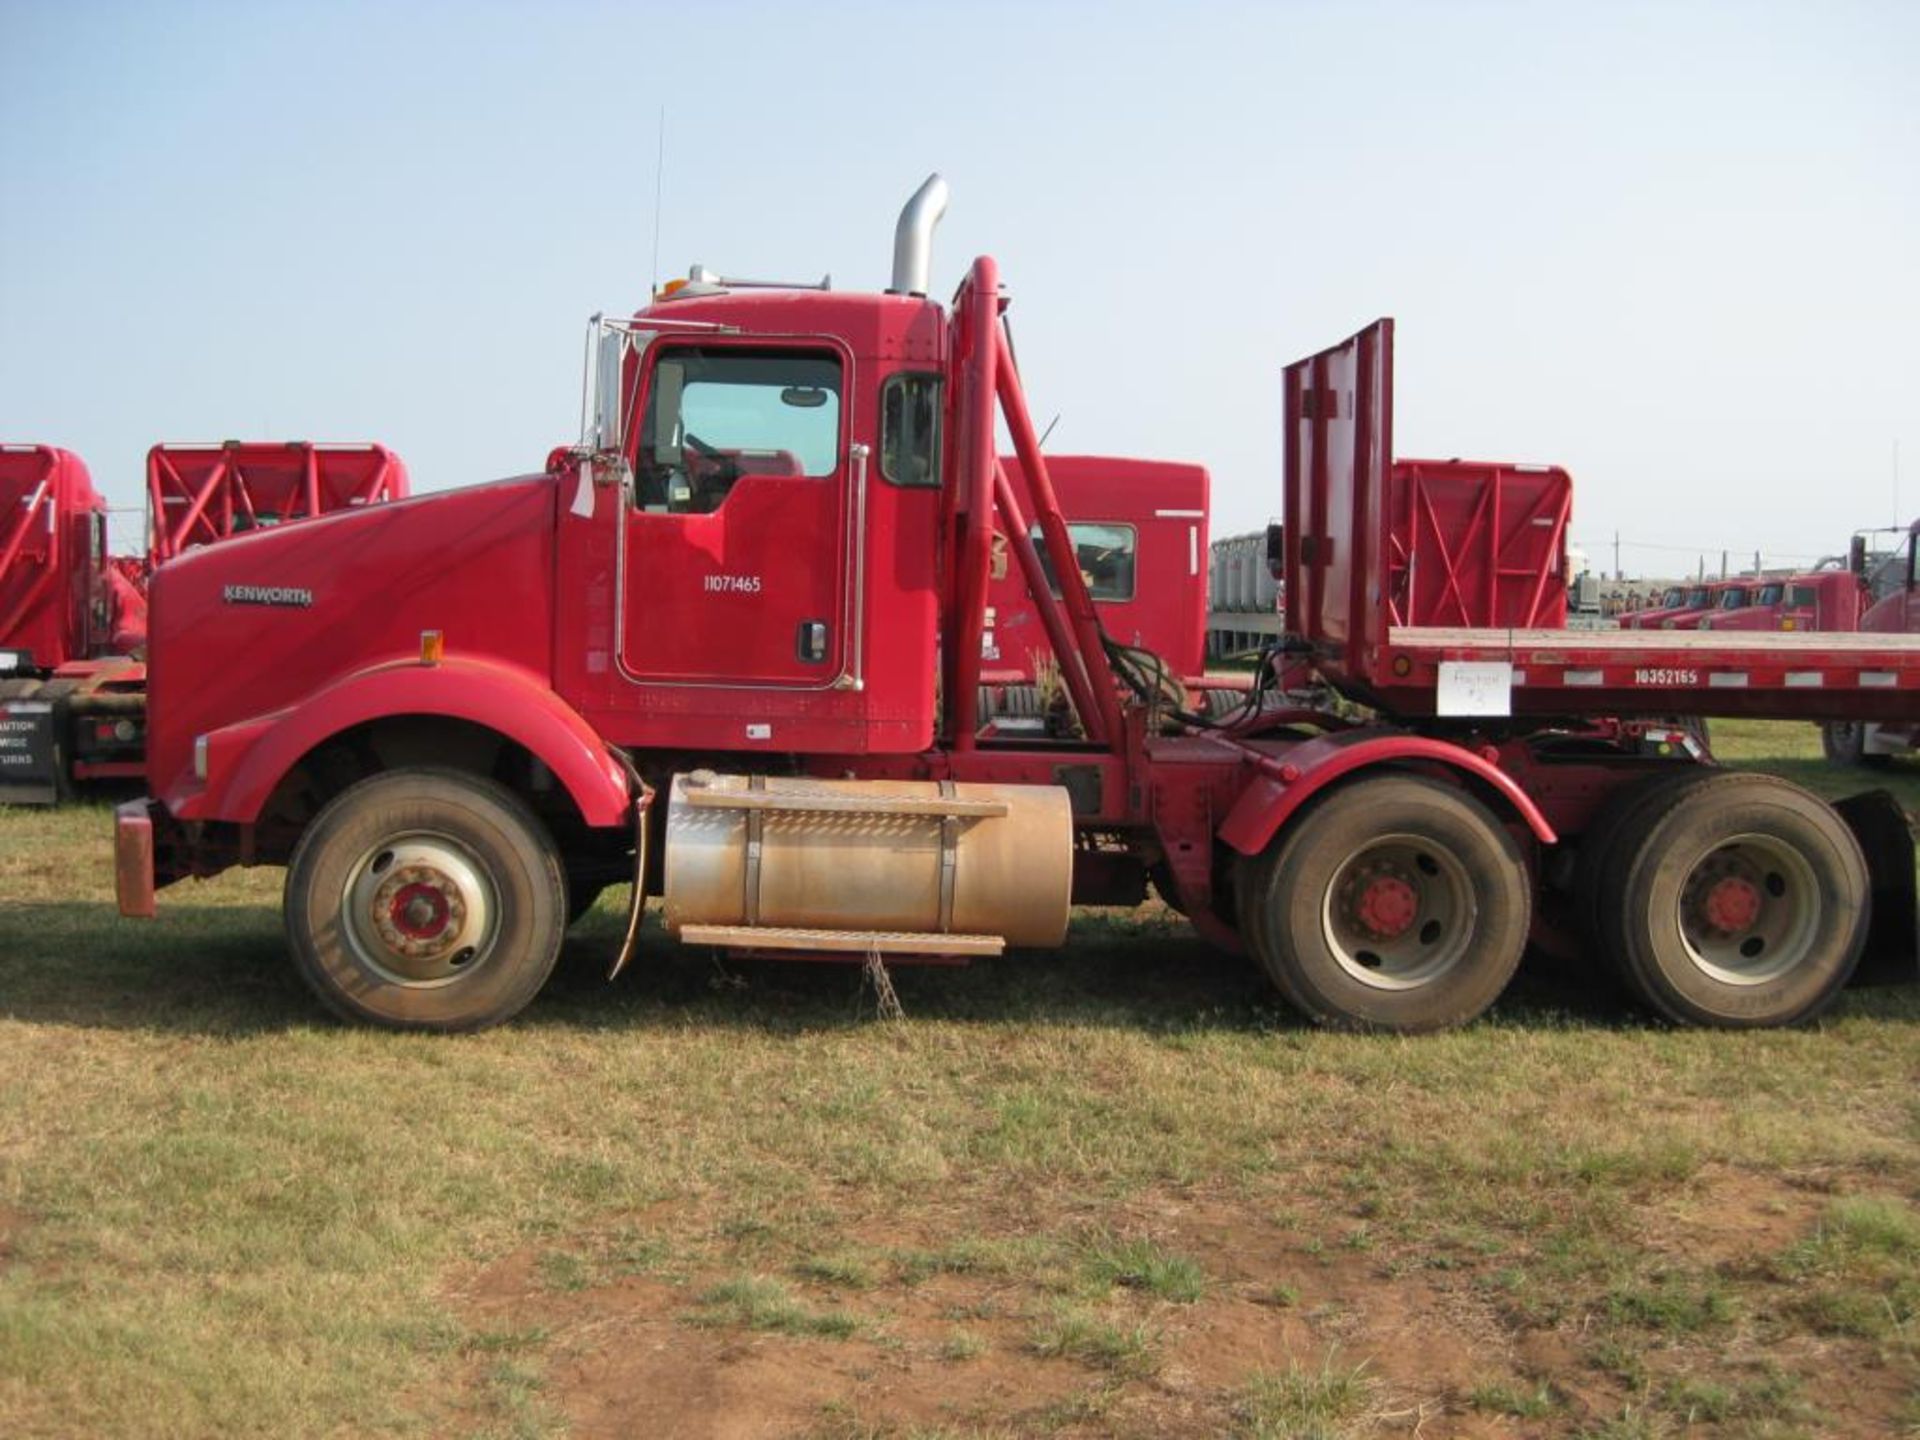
(146, 474, 561, 810)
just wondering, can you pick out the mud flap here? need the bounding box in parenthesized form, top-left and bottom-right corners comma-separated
(0, 691, 65, 806)
(1835, 790, 1917, 986)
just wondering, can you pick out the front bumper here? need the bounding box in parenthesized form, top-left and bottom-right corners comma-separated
(115, 800, 159, 918)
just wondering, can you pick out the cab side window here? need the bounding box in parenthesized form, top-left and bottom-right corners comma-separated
(880, 373, 942, 488)
(636, 347, 842, 514)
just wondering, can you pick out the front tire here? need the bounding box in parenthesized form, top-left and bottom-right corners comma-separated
(284, 768, 567, 1031)
(1240, 776, 1531, 1031)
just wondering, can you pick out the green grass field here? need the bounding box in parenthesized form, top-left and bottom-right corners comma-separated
(1, 721, 1916, 1438)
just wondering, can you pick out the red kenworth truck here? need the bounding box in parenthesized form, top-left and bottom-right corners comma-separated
(116, 177, 1918, 1034)
(0, 442, 406, 802)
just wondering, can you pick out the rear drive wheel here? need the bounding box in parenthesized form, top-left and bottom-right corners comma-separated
(284, 768, 567, 1031)
(1821, 720, 1889, 769)
(1573, 767, 1717, 978)
(1241, 776, 1531, 1031)
(1598, 773, 1867, 1027)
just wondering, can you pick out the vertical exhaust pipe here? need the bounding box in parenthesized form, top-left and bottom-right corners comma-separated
(888, 173, 950, 298)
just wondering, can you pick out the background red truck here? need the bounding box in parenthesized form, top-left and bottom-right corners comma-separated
(1700, 570, 1866, 632)
(983, 455, 1210, 720)
(0, 441, 407, 803)
(115, 177, 1918, 1038)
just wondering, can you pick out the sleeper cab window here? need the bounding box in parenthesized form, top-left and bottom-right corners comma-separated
(880, 373, 942, 488)
(636, 347, 842, 515)
(1032, 522, 1137, 601)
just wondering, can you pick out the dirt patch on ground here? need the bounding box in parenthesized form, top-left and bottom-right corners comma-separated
(1641, 1163, 1822, 1269)
(438, 1172, 1916, 1437)
(0, 1205, 26, 1263)
(444, 1191, 1571, 1436)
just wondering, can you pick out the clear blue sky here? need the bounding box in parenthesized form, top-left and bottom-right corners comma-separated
(4, 1, 1915, 578)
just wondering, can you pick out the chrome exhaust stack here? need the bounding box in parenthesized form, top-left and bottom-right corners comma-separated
(888, 173, 950, 298)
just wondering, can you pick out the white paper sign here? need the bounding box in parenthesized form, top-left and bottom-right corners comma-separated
(1436, 660, 1513, 718)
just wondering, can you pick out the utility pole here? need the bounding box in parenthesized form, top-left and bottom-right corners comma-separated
(1613, 529, 1621, 580)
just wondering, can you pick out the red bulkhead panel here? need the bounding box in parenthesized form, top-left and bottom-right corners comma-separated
(0, 445, 104, 669)
(1283, 318, 1394, 688)
(1385, 460, 1572, 629)
(147, 442, 410, 564)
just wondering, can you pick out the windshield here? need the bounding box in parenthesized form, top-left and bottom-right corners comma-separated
(1756, 584, 1784, 605)
(1685, 587, 1711, 607)
(1719, 586, 1750, 608)
(1789, 584, 1818, 607)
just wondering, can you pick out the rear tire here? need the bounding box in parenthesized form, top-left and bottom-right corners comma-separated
(1240, 776, 1531, 1031)
(1574, 767, 1718, 979)
(284, 768, 566, 1031)
(1598, 773, 1868, 1027)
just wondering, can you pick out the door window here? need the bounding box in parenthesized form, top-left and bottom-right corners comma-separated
(636, 348, 842, 514)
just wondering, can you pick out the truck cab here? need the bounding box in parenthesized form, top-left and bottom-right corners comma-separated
(985, 456, 1209, 689)
(1648, 580, 1722, 630)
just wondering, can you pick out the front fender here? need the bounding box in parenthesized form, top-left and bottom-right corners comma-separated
(195, 657, 630, 828)
(1217, 732, 1557, 857)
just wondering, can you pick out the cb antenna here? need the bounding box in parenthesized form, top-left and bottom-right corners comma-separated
(649, 106, 666, 296)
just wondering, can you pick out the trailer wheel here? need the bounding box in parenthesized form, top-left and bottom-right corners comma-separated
(284, 768, 566, 1031)
(1600, 773, 1868, 1027)
(1820, 720, 1889, 769)
(1242, 776, 1530, 1031)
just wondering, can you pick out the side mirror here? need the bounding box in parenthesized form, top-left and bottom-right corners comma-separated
(1848, 534, 1867, 576)
(592, 322, 627, 455)
(1264, 521, 1285, 580)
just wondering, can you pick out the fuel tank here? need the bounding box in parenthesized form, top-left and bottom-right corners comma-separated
(662, 772, 1072, 947)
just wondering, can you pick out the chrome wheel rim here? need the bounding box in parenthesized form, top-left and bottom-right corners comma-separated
(340, 831, 501, 986)
(1675, 831, 1819, 986)
(1321, 834, 1477, 990)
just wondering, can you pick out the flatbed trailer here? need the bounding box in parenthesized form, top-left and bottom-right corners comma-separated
(1374, 626, 1920, 720)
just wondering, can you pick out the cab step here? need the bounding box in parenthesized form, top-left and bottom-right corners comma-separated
(677, 925, 1006, 957)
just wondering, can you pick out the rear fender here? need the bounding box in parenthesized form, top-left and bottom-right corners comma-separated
(208, 657, 630, 828)
(1217, 732, 1557, 857)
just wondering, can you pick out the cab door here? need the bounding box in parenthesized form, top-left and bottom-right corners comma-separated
(618, 341, 851, 688)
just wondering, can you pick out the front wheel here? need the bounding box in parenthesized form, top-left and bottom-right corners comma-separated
(1239, 775, 1531, 1032)
(284, 768, 567, 1031)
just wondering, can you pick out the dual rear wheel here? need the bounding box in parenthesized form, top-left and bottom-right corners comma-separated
(1576, 771, 1868, 1026)
(1237, 768, 1868, 1032)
